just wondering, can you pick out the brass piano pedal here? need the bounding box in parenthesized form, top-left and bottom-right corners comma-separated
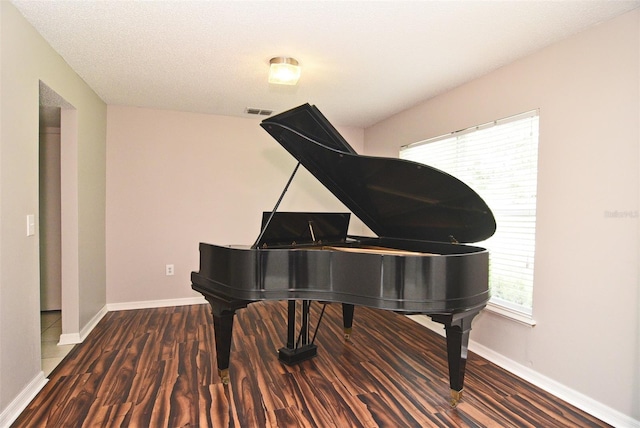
(449, 389, 463, 407)
(344, 327, 352, 340)
(218, 368, 230, 385)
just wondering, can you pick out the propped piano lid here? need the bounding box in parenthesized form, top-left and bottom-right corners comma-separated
(261, 104, 496, 244)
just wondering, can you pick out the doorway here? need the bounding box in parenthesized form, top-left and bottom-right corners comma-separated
(39, 81, 77, 376)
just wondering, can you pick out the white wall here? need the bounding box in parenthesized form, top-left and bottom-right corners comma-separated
(106, 106, 364, 304)
(365, 10, 639, 425)
(0, 2, 106, 421)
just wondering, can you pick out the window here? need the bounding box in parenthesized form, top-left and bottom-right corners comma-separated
(400, 111, 539, 321)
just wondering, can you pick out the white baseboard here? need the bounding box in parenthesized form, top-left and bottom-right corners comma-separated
(58, 304, 108, 346)
(407, 314, 640, 428)
(106, 296, 206, 312)
(79, 305, 108, 341)
(0, 372, 48, 428)
(58, 332, 81, 346)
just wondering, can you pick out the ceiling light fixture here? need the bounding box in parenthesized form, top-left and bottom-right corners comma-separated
(268, 57, 301, 85)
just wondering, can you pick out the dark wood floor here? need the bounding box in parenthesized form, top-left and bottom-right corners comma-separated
(13, 302, 609, 427)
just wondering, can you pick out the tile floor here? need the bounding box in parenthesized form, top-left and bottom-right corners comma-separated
(40, 310, 74, 377)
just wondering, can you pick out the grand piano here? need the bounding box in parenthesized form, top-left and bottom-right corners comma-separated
(191, 103, 496, 406)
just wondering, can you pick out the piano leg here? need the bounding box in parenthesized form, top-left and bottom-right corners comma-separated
(342, 303, 355, 339)
(211, 310, 235, 385)
(431, 309, 482, 407)
(203, 295, 250, 385)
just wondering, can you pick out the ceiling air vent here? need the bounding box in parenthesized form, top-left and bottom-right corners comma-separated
(245, 107, 273, 116)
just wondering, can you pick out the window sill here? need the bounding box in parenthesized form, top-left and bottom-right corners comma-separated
(485, 301, 537, 326)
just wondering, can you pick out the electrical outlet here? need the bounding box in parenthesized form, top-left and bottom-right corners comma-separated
(166, 264, 174, 276)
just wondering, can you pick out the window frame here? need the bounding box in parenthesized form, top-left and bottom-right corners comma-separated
(400, 110, 539, 325)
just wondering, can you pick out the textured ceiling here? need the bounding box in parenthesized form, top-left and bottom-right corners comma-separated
(13, 0, 640, 128)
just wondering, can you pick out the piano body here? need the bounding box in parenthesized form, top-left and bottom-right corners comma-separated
(191, 104, 496, 406)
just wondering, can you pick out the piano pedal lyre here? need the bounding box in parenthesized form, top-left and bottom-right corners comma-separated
(278, 300, 320, 365)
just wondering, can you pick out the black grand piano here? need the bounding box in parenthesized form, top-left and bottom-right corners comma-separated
(191, 103, 496, 406)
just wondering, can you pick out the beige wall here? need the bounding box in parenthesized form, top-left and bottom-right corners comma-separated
(106, 106, 364, 304)
(365, 10, 639, 423)
(0, 2, 106, 419)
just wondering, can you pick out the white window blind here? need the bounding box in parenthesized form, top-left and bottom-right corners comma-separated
(400, 111, 539, 316)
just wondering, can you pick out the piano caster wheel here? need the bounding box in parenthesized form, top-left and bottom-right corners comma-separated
(449, 389, 463, 407)
(218, 368, 230, 385)
(344, 327, 352, 340)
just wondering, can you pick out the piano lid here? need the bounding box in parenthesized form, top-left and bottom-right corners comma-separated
(260, 104, 496, 244)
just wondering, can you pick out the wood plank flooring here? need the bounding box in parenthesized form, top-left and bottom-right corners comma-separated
(13, 302, 609, 427)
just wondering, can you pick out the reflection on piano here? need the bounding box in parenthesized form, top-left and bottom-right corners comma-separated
(191, 104, 496, 406)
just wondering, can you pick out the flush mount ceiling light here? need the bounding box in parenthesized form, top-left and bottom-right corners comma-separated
(268, 57, 301, 85)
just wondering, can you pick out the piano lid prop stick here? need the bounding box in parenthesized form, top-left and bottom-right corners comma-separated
(252, 161, 302, 249)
